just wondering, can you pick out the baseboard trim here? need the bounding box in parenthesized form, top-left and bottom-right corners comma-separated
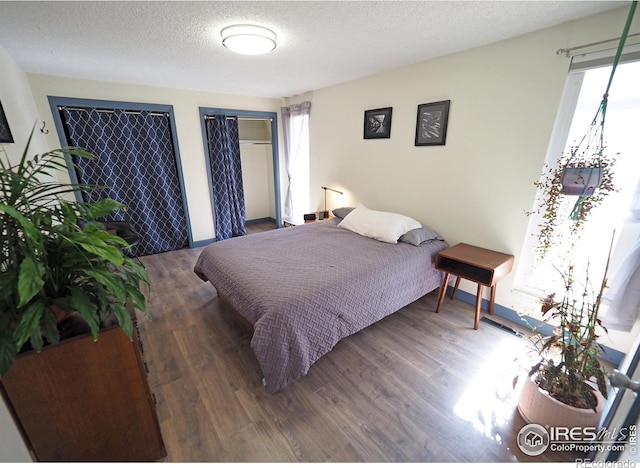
(447, 285, 624, 366)
(192, 238, 215, 248)
(245, 217, 276, 226)
(191, 218, 276, 247)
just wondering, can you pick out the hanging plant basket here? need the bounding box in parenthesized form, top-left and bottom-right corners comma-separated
(527, 0, 636, 258)
(560, 165, 604, 196)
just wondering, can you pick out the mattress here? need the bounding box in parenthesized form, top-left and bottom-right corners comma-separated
(193, 218, 447, 392)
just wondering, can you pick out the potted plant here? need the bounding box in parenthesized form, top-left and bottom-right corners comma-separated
(560, 159, 604, 197)
(527, 132, 617, 260)
(517, 243, 613, 429)
(517, 0, 636, 437)
(0, 130, 150, 377)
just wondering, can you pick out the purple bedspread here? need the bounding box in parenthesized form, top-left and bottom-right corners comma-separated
(193, 218, 447, 392)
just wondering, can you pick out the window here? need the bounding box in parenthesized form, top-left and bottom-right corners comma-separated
(281, 102, 311, 217)
(517, 59, 640, 297)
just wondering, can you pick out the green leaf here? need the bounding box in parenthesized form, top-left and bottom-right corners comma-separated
(126, 287, 148, 315)
(13, 302, 45, 350)
(17, 256, 45, 307)
(126, 258, 149, 282)
(70, 286, 100, 338)
(79, 198, 125, 220)
(83, 226, 129, 247)
(71, 235, 124, 265)
(84, 269, 127, 303)
(40, 307, 60, 347)
(0, 203, 42, 242)
(28, 327, 44, 353)
(0, 329, 18, 377)
(112, 303, 133, 338)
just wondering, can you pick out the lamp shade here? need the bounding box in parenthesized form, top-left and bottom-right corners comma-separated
(221, 24, 277, 55)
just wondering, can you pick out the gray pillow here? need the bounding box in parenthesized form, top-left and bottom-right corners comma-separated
(332, 206, 355, 218)
(399, 225, 444, 246)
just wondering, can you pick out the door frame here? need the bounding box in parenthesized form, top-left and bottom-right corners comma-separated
(199, 107, 282, 235)
(47, 96, 194, 248)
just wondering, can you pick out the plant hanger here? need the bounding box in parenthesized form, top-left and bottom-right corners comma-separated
(562, 0, 637, 220)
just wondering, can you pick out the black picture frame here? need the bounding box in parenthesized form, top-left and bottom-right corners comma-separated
(414, 100, 450, 146)
(0, 100, 14, 144)
(363, 107, 392, 139)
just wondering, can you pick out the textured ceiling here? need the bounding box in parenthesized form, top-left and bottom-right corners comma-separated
(0, 1, 629, 98)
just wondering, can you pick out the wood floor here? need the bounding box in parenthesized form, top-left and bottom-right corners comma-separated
(135, 223, 576, 463)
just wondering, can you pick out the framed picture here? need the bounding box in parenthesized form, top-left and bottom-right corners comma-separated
(363, 107, 392, 139)
(0, 100, 14, 143)
(415, 100, 450, 146)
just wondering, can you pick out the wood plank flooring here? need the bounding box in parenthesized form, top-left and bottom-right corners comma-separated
(135, 224, 577, 463)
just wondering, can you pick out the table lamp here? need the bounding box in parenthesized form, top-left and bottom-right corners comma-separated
(320, 186, 343, 219)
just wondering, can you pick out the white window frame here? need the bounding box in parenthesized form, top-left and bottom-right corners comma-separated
(515, 46, 640, 298)
(514, 72, 584, 298)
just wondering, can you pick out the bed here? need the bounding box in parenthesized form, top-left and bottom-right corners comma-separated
(193, 205, 448, 392)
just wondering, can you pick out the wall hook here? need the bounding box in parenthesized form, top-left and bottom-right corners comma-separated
(40, 121, 49, 134)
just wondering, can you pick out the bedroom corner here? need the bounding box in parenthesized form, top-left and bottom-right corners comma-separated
(0, 44, 44, 463)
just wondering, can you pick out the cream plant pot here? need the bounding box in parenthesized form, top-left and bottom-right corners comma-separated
(517, 374, 605, 430)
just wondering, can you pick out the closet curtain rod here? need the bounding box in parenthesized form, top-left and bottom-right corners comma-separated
(204, 115, 273, 121)
(557, 32, 640, 57)
(58, 106, 168, 117)
(204, 115, 237, 120)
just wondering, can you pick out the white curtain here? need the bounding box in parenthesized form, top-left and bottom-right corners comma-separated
(628, 179, 640, 223)
(601, 238, 640, 331)
(281, 101, 311, 217)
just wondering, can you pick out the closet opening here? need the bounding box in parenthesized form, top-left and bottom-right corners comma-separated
(48, 96, 192, 257)
(199, 107, 281, 241)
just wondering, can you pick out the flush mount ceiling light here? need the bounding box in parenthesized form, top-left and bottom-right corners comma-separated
(221, 24, 277, 55)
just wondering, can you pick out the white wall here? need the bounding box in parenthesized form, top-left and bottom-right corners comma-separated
(0, 49, 49, 162)
(241, 142, 275, 220)
(238, 118, 276, 221)
(307, 6, 640, 354)
(26, 74, 284, 244)
(0, 45, 39, 462)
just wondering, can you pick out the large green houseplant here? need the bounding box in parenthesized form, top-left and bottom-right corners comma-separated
(0, 131, 150, 377)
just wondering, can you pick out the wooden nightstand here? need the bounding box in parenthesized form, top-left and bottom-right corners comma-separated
(435, 243, 514, 330)
(282, 212, 334, 227)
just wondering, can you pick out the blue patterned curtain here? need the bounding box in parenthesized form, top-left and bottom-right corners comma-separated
(205, 115, 246, 240)
(60, 107, 189, 257)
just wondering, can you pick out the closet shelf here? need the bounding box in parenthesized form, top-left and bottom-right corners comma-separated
(240, 140, 272, 145)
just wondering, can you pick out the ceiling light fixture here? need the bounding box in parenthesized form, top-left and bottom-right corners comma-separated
(221, 24, 277, 55)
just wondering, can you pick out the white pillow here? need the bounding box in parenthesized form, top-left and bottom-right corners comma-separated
(338, 203, 422, 244)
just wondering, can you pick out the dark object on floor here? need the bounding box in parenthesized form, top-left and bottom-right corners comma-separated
(480, 317, 524, 338)
(102, 221, 140, 249)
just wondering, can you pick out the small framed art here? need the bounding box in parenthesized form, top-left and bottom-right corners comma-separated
(363, 107, 392, 139)
(0, 100, 14, 144)
(415, 100, 450, 146)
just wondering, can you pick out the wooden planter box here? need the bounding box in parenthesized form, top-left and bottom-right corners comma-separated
(0, 319, 166, 461)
